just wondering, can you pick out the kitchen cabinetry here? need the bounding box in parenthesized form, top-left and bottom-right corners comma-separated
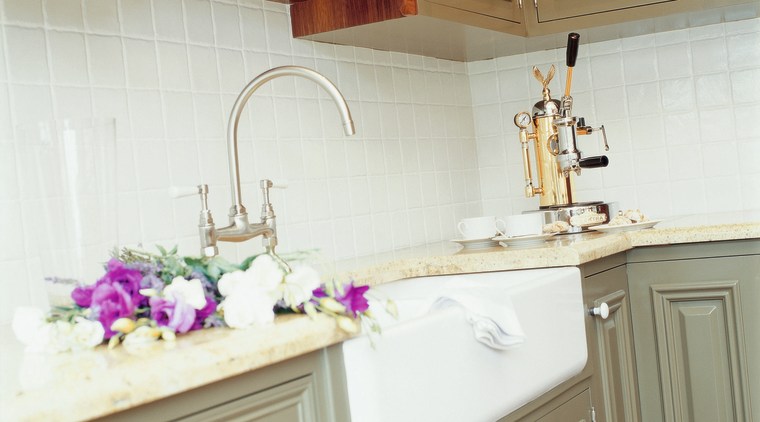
(522, 0, 685, 34)
(99, 347, 349, 422)
(627, 240, 760, 422)
(283, 0, 757, 61)
(583, 254, 641, 422)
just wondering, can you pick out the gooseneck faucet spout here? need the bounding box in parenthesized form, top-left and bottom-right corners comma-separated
(198, 66, 355, 258)
(227, 66, 355, 217)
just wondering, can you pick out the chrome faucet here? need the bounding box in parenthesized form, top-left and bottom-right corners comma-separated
(196, 66, 355, 258)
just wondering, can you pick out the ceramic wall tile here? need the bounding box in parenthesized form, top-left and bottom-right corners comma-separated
(5, 27, 49, 84)
(120, 0, 154, 38)
(3, 0, 43, 25)
(48, 31, 89, 86)
(184, 0, 214, 45)
(87, 35, 126, 87)
(124, 38, 160, 89)
(83, 0, 120, 34)
(153, 0, 185, 41)
(212, 2, 242, 49)
(45, 0, 84, 30)
(157, 42, 191, 90)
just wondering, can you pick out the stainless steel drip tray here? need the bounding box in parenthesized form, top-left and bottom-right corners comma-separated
(528, 201, 618, 233)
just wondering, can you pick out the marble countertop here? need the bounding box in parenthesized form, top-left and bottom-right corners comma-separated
(2, 211, 759, 421)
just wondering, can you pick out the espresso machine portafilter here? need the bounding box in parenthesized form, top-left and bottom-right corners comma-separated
(514, 33, 615, 232)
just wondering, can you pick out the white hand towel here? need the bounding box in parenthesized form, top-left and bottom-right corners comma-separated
(430, 285, 526, 350)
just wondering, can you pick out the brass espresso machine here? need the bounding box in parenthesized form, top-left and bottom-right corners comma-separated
(514, 33, 615, 232)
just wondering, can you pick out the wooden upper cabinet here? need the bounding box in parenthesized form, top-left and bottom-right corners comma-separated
(290, 0, 419, 37)
(284, 0, 758, 61)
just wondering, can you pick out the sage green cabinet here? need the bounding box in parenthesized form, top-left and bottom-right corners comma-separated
(627, 240, 760, 422)
(536, 388, 593, 422)
(100, 347, 349, 422)
(581, 254, 641, 422)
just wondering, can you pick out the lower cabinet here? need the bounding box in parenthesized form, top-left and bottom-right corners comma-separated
(627, 240, 760, 422)
(536, 388, 592, 422)
(100, 347, 349, 422)
(583, 255, 641, 422)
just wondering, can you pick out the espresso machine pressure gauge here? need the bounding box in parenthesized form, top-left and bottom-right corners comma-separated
(514, 112, 532, 129)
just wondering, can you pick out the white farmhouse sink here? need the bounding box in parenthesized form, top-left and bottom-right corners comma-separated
(342, 267, 587, 422)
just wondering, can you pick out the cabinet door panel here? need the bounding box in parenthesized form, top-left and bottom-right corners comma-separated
(592, 289, 641, 422)
(628, 251, 758, 422)
(180, 375, 318, 422)
(536, 388, 591, 422)
(582, 260, 641, 422)
(651, 281, 747, 422)
(426, 0, 522, 23)
(535, 0, 676, 22)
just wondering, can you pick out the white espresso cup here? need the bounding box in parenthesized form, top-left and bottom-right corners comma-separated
(502, 213, 543, 237)
(457, 216, 507, 240)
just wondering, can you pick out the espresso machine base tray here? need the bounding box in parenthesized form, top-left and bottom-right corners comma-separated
(529, 202, 618, 234)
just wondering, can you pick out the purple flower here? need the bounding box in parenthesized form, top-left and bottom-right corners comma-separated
(149, 294, 196, 334)
(191, 296, 218, 331)
(101, 259, 143, 306)
(313, 282, 370, 317)
(72, 284, 96, 307)
(91, 282, 137, 338)
(338, 284, 370, 317)
(71, 259, 146, 338)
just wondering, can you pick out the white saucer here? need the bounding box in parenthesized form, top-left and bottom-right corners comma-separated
(589, 219, 662, 234)
(450, 237, 500, 250)
(493, 233, 557, 248)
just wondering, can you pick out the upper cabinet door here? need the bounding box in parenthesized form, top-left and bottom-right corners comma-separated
(534, 0, 676, 23)
(426, 0, 523, 24)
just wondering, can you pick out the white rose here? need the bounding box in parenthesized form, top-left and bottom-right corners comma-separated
(218, 270, 248, 297)
(69, 318, 105, 351)
(216, 254, 287, 329)
(164, 277, 207, 310)
(247, 254, 284, 296)
(47, 320, 75, 353)
(219, 287, 276, 328)
(12, 307, 52, 352)
(282, 265, 321, 308)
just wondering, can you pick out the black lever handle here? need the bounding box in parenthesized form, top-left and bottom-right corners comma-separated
(579, 156, 609, 169)
(566, 33, 580, 68)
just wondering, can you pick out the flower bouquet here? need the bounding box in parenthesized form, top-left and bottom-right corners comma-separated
(13, 246, 393, 352)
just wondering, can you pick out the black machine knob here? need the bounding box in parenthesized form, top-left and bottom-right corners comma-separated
(566, 33, 580, 67)
(577, 117, 586, 127)
(579, 156, 609, 169)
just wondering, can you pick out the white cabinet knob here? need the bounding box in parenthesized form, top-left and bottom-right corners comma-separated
(590, 302, 610, 319)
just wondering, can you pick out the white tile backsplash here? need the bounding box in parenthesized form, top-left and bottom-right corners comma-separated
(1, 1, 757, 328)
(470, 18, 760, 219)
